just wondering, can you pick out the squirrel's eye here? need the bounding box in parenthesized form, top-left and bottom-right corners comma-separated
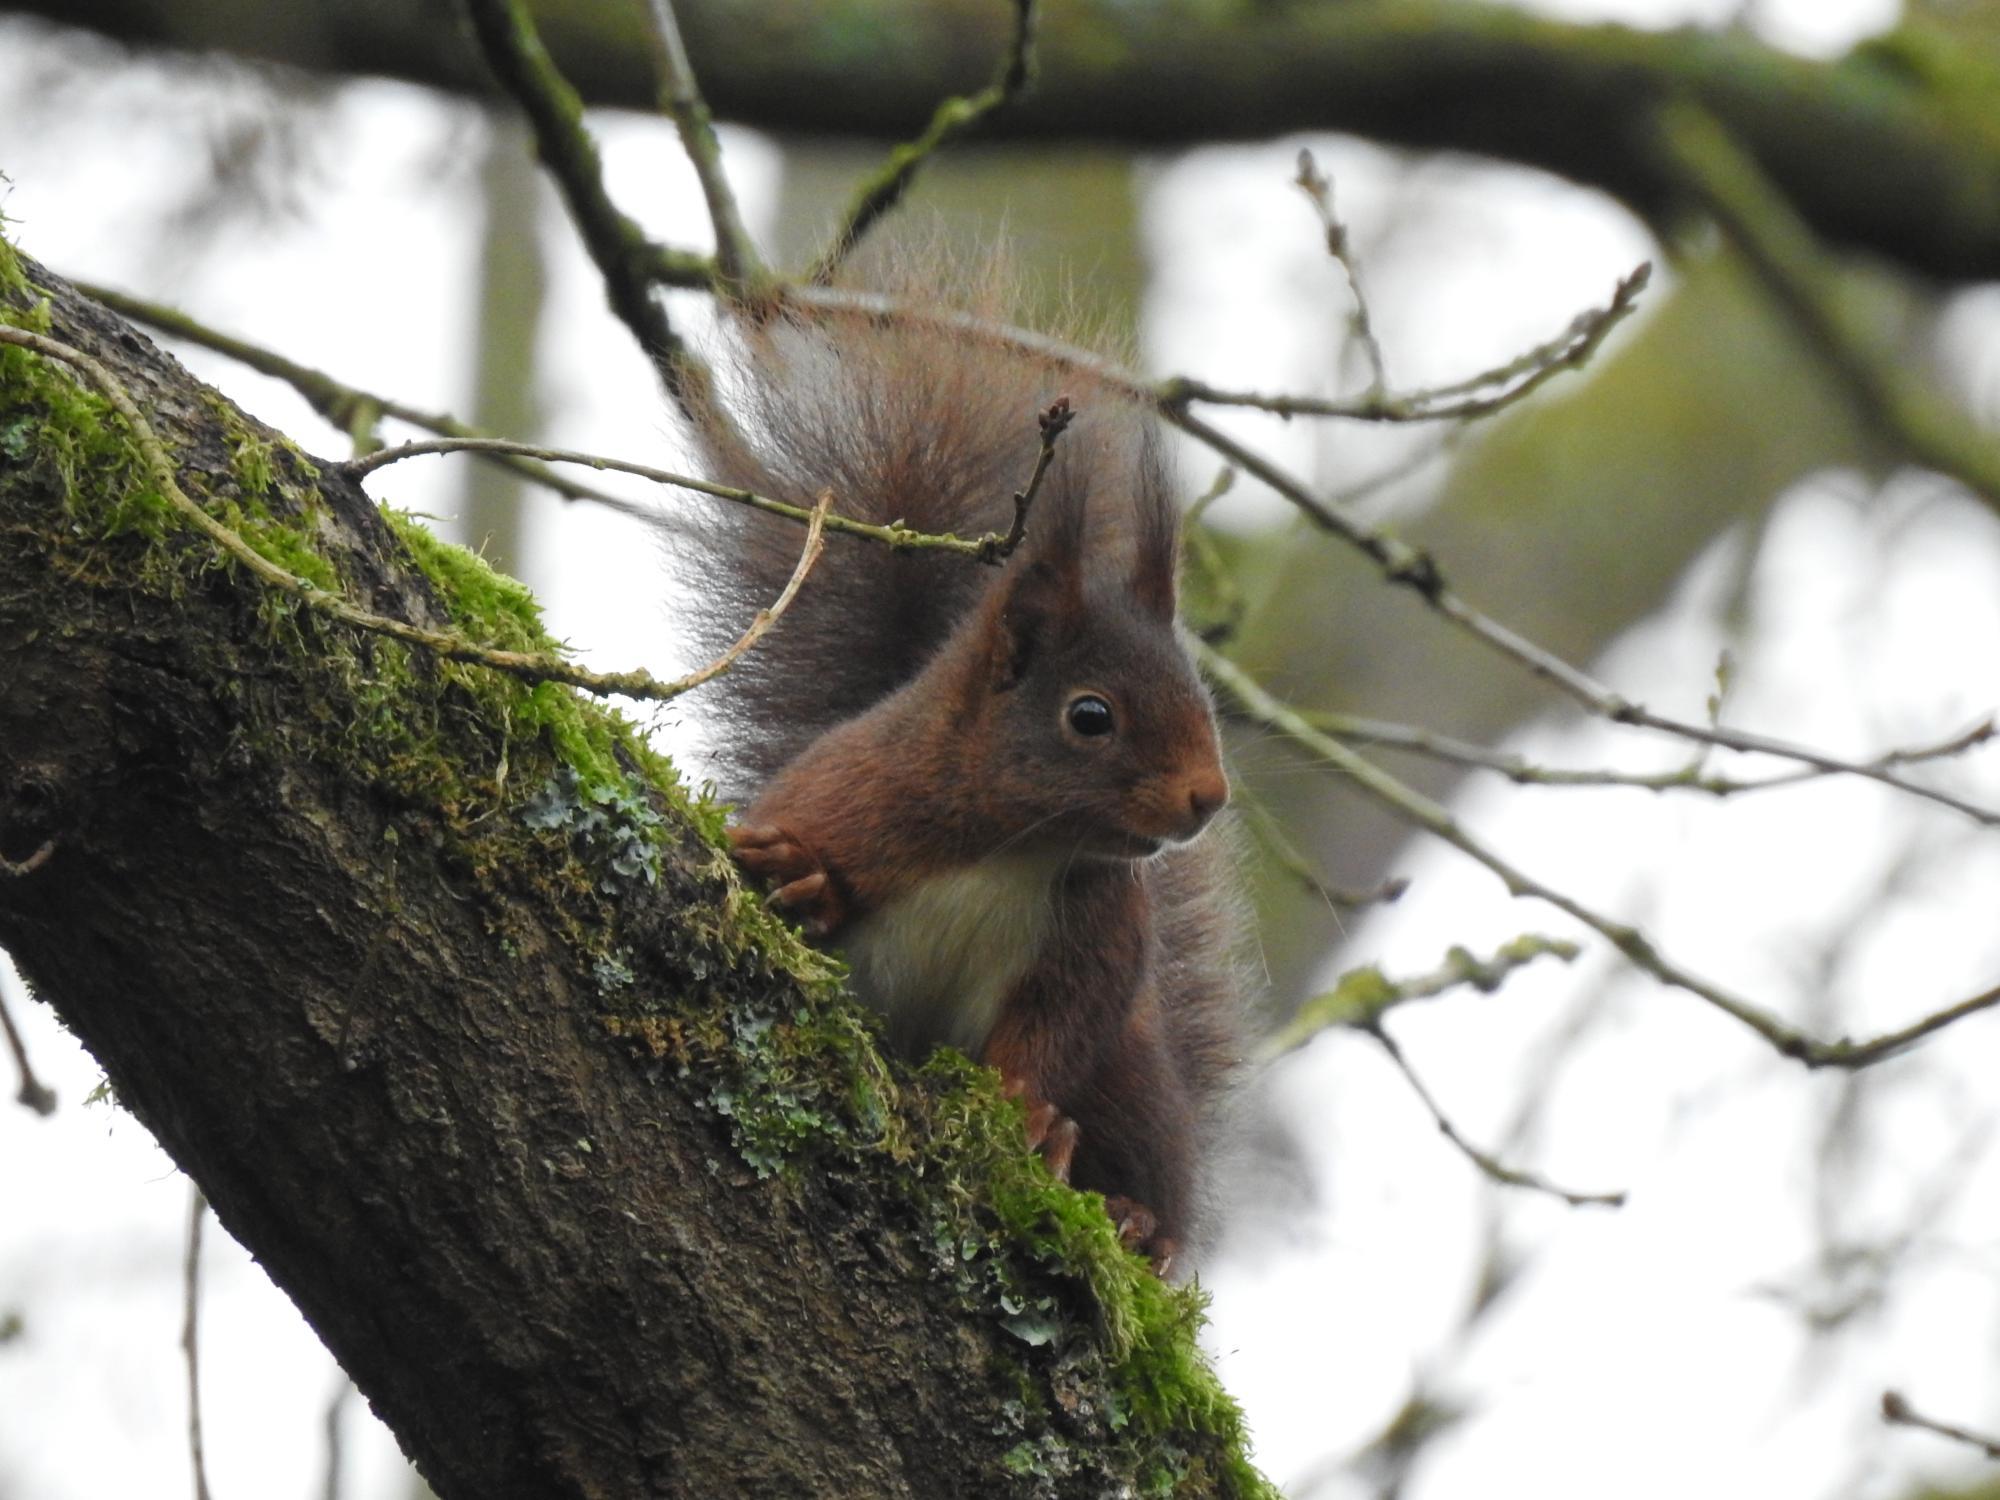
(1066, 693, 1115, 738)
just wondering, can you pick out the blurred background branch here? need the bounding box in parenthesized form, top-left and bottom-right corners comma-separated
(12, 0, 2000, 280)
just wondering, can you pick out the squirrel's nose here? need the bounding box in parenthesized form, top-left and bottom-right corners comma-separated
(1183, 768, 1229, 835)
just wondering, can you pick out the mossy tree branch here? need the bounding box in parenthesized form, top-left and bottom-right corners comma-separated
(0, 251, 1270, 1498)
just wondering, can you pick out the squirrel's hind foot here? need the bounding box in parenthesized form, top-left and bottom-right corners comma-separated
(1101, 1195, 1177, 1277)
(1002, 1079, 1082, 1183)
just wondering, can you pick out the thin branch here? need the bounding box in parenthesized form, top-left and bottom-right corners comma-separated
(1658, 104, 2000, 517)
(1158, 263, 1650, 424)
(808, 0, 1041, 285)
(1366, 1018, 1626, 1209)
(1268, 934, 1578, 1058)
(640, 0, 764, 291)
(1181, 467, 1248, 643)
(1297, 707, 1997, 797)
(1293, 147, 1387, 395)
(1237, 790, 1408, 914)
(1323, 428, 1466, 511)
(0, 963, 56, 1116)
(460, 0, 709, 409)
(321, 1378, 355, 1500)
(670, 488, 832, 696)
(981, 395, 1073, 562)
(1175, 405, 2000, 827)
(75, 279, 654, 517)
(1881, 1390, 2000, 1460)
(1197, 637, 2000, 1070)
(183, 1185, 215, 1500)
(339, 434, 1002, 557)
(0, 327, 798, 705)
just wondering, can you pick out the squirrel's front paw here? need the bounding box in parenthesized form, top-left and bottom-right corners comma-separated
(728, 823, 848, 938)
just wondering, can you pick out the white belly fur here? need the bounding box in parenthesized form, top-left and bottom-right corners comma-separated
(837, 856, 1056, 1058)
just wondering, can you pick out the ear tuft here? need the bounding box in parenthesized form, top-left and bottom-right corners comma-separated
(993, 556, 1083, 690)
(1131, 428, 1179, 621)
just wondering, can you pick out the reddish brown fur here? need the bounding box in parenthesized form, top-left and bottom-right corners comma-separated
(681, 269, 1254, 1259)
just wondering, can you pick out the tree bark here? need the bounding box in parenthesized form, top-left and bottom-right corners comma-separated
(16, 0, 2000, 282)
(0, 252, 1264, 1498)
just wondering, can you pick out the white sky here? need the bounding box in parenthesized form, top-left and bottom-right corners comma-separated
(5, 2, 2000, 1497)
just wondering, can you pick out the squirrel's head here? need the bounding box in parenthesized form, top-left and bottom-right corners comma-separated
(964, 431, 1228, 862)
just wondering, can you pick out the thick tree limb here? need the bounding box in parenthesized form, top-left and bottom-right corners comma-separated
(0, 251, 1266, 1498)
(15, 0, 2000, 281)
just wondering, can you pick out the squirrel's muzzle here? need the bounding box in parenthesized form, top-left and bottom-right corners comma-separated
(1174, 766, 1229, 842)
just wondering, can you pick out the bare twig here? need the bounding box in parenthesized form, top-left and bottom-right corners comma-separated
(76, 279, 652, 515)
(460, 0, 710, 409)
(809, 0, 1040, 285)
(1881, 1390, 2000, 1460)
(670, 488, 833, 697)
(1298, 707, 1997, 797)
(1197, 637, 2000, 1070)
(1158, 263, 1651, 423)
(0, 963, 56, 1116)
(183, 1186, 215, 1500)
(1658, 104, 2000, 517)
(981, 396, 1074, 562)
(640, 0, 764, 291)
(1293, 147, 1388, 394)
(1366, 1019, 1626, 1209)
(1269, 934, 1577, 1057)
(0, 327, 791, 704)
(340, 434, 1000, 557)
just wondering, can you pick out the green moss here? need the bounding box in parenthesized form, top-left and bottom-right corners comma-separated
(0, 332, 163, 560)
(908, 1054, 1275, 1498)
(0, 235, 30, 301)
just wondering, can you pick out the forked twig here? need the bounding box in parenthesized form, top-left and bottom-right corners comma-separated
(1367, 1020, 1626, 1209)
(640, 0, 764, 291)
(1293, 147, 1388, 394)
(981, 396, 1074, 562)
(0, 327, 806, 704)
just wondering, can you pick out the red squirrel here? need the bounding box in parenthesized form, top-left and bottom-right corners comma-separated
(683, 283, 1250, 1269)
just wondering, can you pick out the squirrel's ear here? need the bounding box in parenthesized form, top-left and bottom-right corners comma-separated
(1131, 431, 1180, 622)
(993, 555, 1084, 691)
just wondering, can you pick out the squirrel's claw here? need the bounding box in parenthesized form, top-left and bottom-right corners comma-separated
(1006, 1083, 1080, 1184)
(728, 822, 847, 936)
(1039, 1116, 1080, 1183)
(1102, 1195, 1176, 1277)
